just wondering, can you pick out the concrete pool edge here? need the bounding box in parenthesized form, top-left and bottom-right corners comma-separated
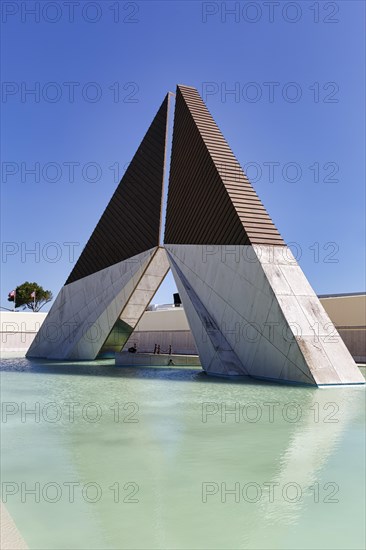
(0, 503, 28, 549)
(115, 352, 201, 367)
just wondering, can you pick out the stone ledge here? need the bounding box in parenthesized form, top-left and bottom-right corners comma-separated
(115, 352, 201, 367)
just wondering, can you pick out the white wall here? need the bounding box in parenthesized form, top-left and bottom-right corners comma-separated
(134, 308, 190, 331)
(0, 311, 47, 352)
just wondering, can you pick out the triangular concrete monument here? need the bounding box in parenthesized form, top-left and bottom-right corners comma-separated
(27, 85, 364, 386)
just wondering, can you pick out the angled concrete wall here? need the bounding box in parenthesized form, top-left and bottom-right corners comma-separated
(27, 248, 154, 360)
(27, 247, 169, 361)
(165, 244, 364, 386)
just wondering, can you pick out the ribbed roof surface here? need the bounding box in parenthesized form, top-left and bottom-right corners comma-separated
(66, 95, 169, 285)
(164, 85, 284, 246)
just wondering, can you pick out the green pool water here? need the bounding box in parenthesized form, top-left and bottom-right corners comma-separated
(1, 358, 365, 550)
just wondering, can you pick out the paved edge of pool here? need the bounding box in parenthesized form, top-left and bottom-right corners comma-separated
(0, 503, 28, 549)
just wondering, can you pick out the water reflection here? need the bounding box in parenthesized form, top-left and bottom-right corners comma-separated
(1, 359, 365, 549)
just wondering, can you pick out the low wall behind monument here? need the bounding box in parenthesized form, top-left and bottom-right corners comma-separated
(1, 293, 364, 362)
(122, 308, 197, 355)
(318, 294, 366, 363)
(0, 311, 47, 353)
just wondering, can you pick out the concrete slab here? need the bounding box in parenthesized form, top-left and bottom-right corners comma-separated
(115, 352, 201, 367)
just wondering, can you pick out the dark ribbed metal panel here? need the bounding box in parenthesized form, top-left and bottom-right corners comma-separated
(66, 95, 169, 285)
(164, 85, 284, 246)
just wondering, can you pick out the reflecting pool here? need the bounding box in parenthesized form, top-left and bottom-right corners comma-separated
(1, 358, 365, 549)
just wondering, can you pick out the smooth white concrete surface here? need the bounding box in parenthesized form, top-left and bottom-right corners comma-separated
(135, 307, 190, 331)
(26, 248, 158, 360)
(119, 247, 169, 328)
(165, 244, 364, 386)
(168, 253, 249, 376)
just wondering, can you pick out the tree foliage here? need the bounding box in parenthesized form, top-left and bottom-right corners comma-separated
(8, 282, 53, 312)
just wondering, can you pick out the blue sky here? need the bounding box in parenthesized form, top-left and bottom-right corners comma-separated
(1, 0, 365, 310)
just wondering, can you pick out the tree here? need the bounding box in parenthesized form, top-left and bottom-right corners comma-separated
(8, 282, 53, 312)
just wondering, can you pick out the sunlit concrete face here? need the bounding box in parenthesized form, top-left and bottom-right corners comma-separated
(165, 244, 365, 386)
(27, 249, 158, 360)
(27, 248, 170, 361)
(99, 247, 170, 356)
